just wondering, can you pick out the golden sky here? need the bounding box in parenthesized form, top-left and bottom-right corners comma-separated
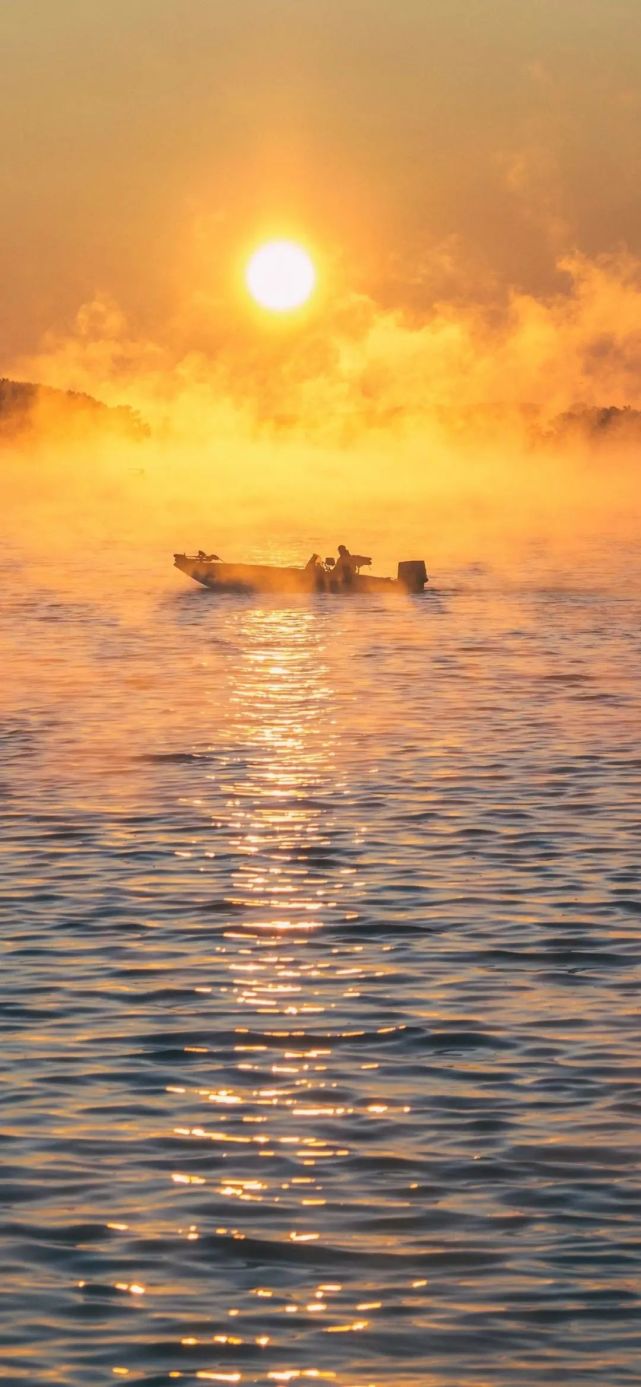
(3, 0, 641, 359)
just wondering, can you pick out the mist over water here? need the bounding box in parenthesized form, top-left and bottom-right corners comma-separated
(2, 535, 641, 1386)
(4, 0, 641, 1376)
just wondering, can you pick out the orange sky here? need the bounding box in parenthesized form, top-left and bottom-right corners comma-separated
(3, 0, 641, 361)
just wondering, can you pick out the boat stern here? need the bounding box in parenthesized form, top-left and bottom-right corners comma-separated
(397, 560, 428, 592)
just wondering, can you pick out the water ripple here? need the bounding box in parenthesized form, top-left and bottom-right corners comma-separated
(1, 551, 640, 1385)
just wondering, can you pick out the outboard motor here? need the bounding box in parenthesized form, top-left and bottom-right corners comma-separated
(397, 560, 428, 592)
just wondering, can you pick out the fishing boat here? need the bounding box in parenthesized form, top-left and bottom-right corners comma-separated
(173, 552, 428, 595)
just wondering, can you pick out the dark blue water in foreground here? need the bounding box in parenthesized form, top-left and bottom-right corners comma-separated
(2, 546, 641, 1386)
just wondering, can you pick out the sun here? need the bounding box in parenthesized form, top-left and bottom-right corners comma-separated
(245, 239, 316, 312)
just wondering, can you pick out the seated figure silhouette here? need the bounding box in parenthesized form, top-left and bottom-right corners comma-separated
(304, 553, 325, 589)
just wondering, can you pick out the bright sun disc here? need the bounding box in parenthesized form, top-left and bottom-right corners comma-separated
(246, 240, 316, 312)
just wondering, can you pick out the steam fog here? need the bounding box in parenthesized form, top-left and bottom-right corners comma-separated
(3, 250, 640, 581)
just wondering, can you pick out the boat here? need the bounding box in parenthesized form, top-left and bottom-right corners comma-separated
(173, 552, 428, 595)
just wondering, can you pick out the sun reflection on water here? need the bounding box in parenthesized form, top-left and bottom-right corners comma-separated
(154, 604, 397, 1380)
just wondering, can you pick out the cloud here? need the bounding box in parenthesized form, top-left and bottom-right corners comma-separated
(12, 250, 641, 435)
(4, 249, 641, 567)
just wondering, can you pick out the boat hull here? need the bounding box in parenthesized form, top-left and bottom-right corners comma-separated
(173, 555, 427, 595)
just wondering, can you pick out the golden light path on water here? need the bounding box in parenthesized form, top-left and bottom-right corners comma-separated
(158, 605, 411, 1382)
(2, 540, 641, 1386)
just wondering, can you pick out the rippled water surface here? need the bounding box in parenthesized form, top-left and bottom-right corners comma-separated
(2, 543, 641, 1386)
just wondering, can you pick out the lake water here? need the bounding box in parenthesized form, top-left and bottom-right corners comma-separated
(2, 540, 641, 1387)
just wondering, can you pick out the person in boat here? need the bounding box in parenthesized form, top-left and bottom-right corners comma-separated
(334, 544, 356, 584)
(305, 553, 327, 590)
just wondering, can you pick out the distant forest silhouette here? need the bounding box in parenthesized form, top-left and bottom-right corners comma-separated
(0, 378, 148, 440)
(1, 376, 640, 449)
